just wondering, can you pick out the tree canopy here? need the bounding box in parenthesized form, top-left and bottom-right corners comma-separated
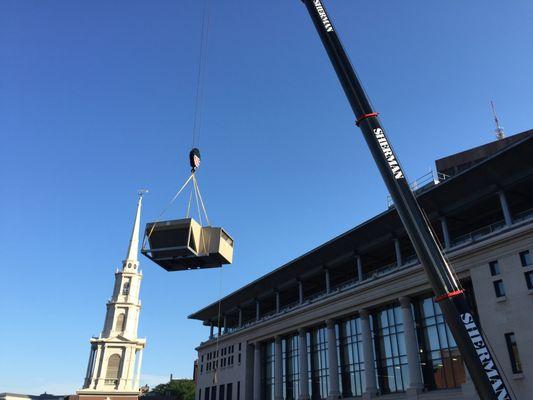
(153, 379, 195, 400)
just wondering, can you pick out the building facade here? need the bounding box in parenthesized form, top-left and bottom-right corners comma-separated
(190, 132, 533, 400)
(77, 193, 147, 400)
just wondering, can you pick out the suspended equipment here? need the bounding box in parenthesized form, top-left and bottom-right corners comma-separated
(141, 149, 234, 271)
(142, 218, 233, 271)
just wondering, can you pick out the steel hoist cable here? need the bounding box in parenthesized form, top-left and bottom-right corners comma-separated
(191, 0, 213, 149)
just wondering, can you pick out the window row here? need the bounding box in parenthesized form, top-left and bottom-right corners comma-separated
(261, 295, 471, 399)
(200, 381, 240, 400)
(201, 343, 242, 373)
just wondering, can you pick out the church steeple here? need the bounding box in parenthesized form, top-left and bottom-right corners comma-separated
(78, 192, 147, 397)
(124, 190, 146, 268)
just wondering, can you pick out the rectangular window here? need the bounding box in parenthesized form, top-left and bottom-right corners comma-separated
(310, 327, 329, 399)
(489, 261, 500, 276)
(282, 334, 300, 400)
(505, 333, 523, 374)
(262, 341, 275, 400)
(339, 316, 365, 397)
(204, 387, 209, 400)
(373, 305, 408, 394)
(493, 280, 506, 298)
(219, 385, 225, 400)
(525, 271, 533, 290)
(211, 386, 217, 400)
(226, 383, 232, 400)
(416, 296, 466, 390)
(520, 250, 532, 267)
(238, 353, 241, 364)
(237, 381, 240, 400)
(199, 389, 202, 400)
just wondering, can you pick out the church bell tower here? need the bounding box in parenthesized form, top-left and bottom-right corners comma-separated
(77, 192, 147, 400)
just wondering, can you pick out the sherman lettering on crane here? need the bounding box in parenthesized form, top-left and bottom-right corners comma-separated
(461, 313, 510, 400)
(313, 0, 334, 32)
(373, 128, 404, 179)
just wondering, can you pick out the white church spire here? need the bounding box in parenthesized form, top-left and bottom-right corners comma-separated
(124, 189, 147, 265)
(78, 191, 147, 397)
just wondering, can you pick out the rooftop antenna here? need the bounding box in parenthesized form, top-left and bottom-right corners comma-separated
(491, 100, 505, 140)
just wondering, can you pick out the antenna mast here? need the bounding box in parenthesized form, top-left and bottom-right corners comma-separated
(491, 100, 505, 140)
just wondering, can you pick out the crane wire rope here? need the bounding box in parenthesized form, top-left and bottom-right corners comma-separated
(191, 0, 213, 149)
(188, 0, 225, 384)
(193, 173, 210, 226)
(142, 172, 195, 249)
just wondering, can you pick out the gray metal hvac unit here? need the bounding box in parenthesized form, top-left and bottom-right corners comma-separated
(141, 218, 234, 271)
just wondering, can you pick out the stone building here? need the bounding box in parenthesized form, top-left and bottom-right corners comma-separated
(76, 193, 147, 400)
(189, 131, 533, 400)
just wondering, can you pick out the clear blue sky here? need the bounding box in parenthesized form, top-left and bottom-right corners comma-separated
(1, 0, 532, 395)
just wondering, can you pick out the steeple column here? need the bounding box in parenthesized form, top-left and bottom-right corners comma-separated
(134, 348, 144, 389)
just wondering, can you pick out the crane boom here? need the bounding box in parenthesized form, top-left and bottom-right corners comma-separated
(300, 1, 512, 399)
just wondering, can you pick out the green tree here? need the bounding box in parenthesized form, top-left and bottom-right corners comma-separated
(153, 379, 195, 400)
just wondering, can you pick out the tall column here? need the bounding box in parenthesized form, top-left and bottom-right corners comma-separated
(275, 336, 283, 400)
(275, 291, 281, 313)
(298, 328, 310, 400)
(325, 269, 331, 294)
(95, 345, 107, 389)
(394, 238, 402, 267)
(84, 345, 95, 386)
(298, 280, 304, 304)
(209, 322, 214, 339)
(498, 190, 513, 226)
(360, 310, 377, 398)
(134, 348, 143, 389)
(223, 315, 228, 334)
(90, 344, 103, 388)
(356, 255, 364, 281)
(399, 297, 424, 393)
(326, 320, 340, 399)
(253, 342, 262, 400)
(256, 299, 261, 322)
(440, 216, 451, 249)
(238, 308, 243, 327)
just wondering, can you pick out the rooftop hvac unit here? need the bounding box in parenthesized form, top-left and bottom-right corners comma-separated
(141, 218, 234, 271)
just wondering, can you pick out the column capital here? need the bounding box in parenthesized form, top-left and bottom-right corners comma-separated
(275, 335, 282, 343)
(359, 308, 370, 319)
(326, 319, 336, 328)
(399, 296, 412, 308)
(298, 327, 307, 336)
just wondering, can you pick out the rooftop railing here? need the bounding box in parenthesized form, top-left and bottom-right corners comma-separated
(387, 169, 450, 207)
